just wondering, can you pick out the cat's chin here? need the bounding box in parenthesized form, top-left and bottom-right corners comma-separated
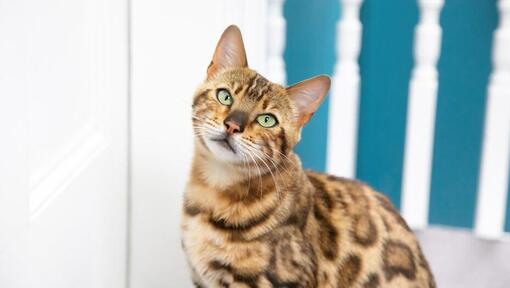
(202, 136, 243, 164)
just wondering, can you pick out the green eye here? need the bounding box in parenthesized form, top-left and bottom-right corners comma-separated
(217, 89, 233, 106)
(257, 114, 278, 128)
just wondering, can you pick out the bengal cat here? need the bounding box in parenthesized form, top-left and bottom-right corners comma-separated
(181, 25, 435, 288)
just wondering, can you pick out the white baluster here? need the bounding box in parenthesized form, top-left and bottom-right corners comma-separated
(401, 0, 444, 229)
(327, 0, 363, 178)
(475, 0, 510, 239)
(267, 0, 286, 85)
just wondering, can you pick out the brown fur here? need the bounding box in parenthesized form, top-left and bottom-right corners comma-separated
(181, 25, 435, 288)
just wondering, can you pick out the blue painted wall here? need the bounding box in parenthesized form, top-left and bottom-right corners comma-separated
(284, 0, 339, 172)
(429, 0, 497, 229)
(356, 0, 418, 209)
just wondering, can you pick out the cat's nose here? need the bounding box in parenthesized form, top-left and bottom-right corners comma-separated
(224, 120, 242, 134)
(223, 110, 248, 135)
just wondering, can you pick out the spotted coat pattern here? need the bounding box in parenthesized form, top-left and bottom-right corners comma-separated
(182, 67, 435, 288)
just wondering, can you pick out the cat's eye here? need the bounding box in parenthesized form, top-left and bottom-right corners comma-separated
(256, 114, 278, 128)
(216, 89, 233, 106)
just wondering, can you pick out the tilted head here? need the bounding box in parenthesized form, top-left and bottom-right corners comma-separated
(192, 25, 330, 168)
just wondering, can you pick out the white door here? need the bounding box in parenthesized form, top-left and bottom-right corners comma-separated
(0, 0, 128, 287)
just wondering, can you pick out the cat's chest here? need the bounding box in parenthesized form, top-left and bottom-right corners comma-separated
(181, 216, 271, 286)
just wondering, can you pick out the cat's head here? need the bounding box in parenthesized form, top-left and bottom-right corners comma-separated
(192, 25, 330, 167)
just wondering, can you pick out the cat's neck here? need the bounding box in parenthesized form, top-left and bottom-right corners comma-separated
(192, 151, 247, 190)
(186, 146, 310, 240)
(190, 145, 299, 191)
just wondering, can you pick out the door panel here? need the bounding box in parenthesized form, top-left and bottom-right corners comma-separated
(0, 0, 128, 287)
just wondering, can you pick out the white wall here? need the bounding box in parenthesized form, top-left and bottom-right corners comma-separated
(129, 1, 269, 286)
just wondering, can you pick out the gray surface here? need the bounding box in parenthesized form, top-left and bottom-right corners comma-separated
(417, 227, 510, 288)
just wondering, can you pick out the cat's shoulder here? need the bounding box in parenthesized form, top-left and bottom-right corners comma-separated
(304, 170, 365, 185)
(304, 169, 371, 195)
(303, 169, 395, 210)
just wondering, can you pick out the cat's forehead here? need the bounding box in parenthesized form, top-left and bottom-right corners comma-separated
(216, 68, 288, 109)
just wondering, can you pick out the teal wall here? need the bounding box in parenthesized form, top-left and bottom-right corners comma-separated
(284, 0, 505, 230)
(429, 0, 498, 229)
(284, 0, 339, 172)
(356, 0, 418, 208)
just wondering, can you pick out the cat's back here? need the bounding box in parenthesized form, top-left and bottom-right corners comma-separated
(304, 170, 436, 288)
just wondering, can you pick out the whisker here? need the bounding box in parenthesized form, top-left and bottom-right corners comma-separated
(242, 147, 263, 198)
(241, 150, 252, 197)
(249, 149, 281, 199)
(238, 142, 284, 199)
(240, 140, 296, 176)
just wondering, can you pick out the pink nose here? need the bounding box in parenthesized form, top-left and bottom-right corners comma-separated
(224, 120, 241, 135)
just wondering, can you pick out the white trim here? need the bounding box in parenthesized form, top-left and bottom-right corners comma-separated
(475, 0, 510, 239)
(401, 0, 444, 229)
(327, 0, 363, 177)
(266, 0, 286, 85)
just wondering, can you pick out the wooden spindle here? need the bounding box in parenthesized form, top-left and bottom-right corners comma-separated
(267, 0, 286, 85)
(327, 0, 363, 177)
(475, 0, 510, 239)
(401, 0, 444, 229)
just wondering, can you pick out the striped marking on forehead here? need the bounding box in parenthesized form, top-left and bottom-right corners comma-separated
(245, 74, 272, 102)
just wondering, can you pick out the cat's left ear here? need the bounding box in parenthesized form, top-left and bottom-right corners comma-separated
(286, 75, 331, 126)
(207, 25, 248, 79)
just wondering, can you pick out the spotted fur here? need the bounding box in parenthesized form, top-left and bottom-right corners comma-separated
(181, 25, 435, 288)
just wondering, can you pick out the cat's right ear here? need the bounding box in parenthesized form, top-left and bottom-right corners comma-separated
(207, 25, 248, 79)
(286, 75, 331, 126)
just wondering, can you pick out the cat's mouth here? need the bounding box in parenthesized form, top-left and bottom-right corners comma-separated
(210, 136, 236, 154)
